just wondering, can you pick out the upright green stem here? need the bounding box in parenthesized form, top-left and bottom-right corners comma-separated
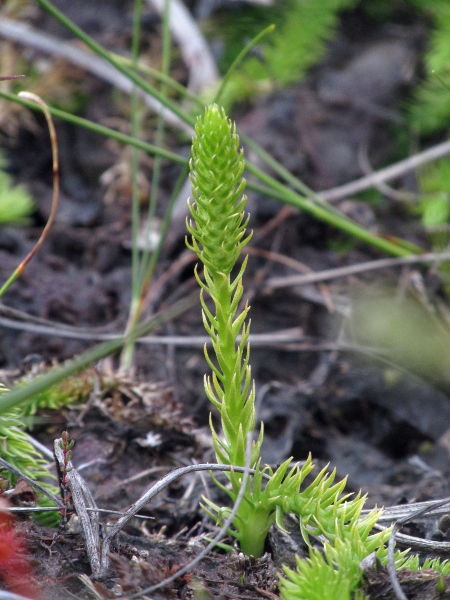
(138, 0, 171, 291)
(187, 105, 259, 473)
(121, 0, 173, 368)
(186, 105, 391, 559)
(121, 0, 145, 368)
(187, 105, 271, 555)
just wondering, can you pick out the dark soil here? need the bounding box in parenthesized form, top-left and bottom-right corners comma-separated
(2, 2, 450, 599)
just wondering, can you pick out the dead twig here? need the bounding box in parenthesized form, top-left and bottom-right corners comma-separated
(387, 497, 450, 600)
(368, 496, 450, 523)
(146, 0, 219, 95)
(265, 249, 450, 289)
(0, 315, 305, 346)
(321, 139, 450, 202)
(0, 592, 38, 600)
(6, 506, 153, 519)
(54, 437, 102, 578)
(357, 143, 418, 203)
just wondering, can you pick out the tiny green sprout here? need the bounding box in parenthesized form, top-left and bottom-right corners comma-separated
(436, 574, 447, 595)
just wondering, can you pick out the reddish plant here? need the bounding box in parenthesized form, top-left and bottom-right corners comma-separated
(0, 498, 42, 599)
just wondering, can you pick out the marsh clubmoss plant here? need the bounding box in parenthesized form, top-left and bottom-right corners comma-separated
(187, 103, 266, 555)
(187, 105, 369, 555)
(187, 105, 450, 595)
(186, 105, 383, 559)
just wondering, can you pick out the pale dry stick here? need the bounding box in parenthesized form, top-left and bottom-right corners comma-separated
(0, 18, 192, 134)
(357, 143, 418, 203)
(0, 592, 36, 600)
(366, 496, 450, 523)
(379, 526, 450, 554)
(54, 438, 102, 578)
(265, 249, 450, 289)
(128, 433, 254, 598)
(146, 0, 220, 95)
(0, 312, 390, 352)
(387, 497, 450, 600)
(245, 246, 334, 312)
(371, 495, 450, 557)
(0, 316, 391, 355)
(6, 506, 153, 519)
(0, 303, 122, 333)
(0, 316, 304, 346)
(321, 139, 450, 202)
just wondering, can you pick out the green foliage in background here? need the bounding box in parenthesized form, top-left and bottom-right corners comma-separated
(0, 155, 34, 224)
(18, 369, 95, 417)
(0, 383, 59, 526)
(406, 0, 450, 134)
(415, 157, 450, 250)
(262, 0, 358, 87)
(214, 0, 450, 139)
(216, 0, 358, 106)
(348, 0, 450, 137)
